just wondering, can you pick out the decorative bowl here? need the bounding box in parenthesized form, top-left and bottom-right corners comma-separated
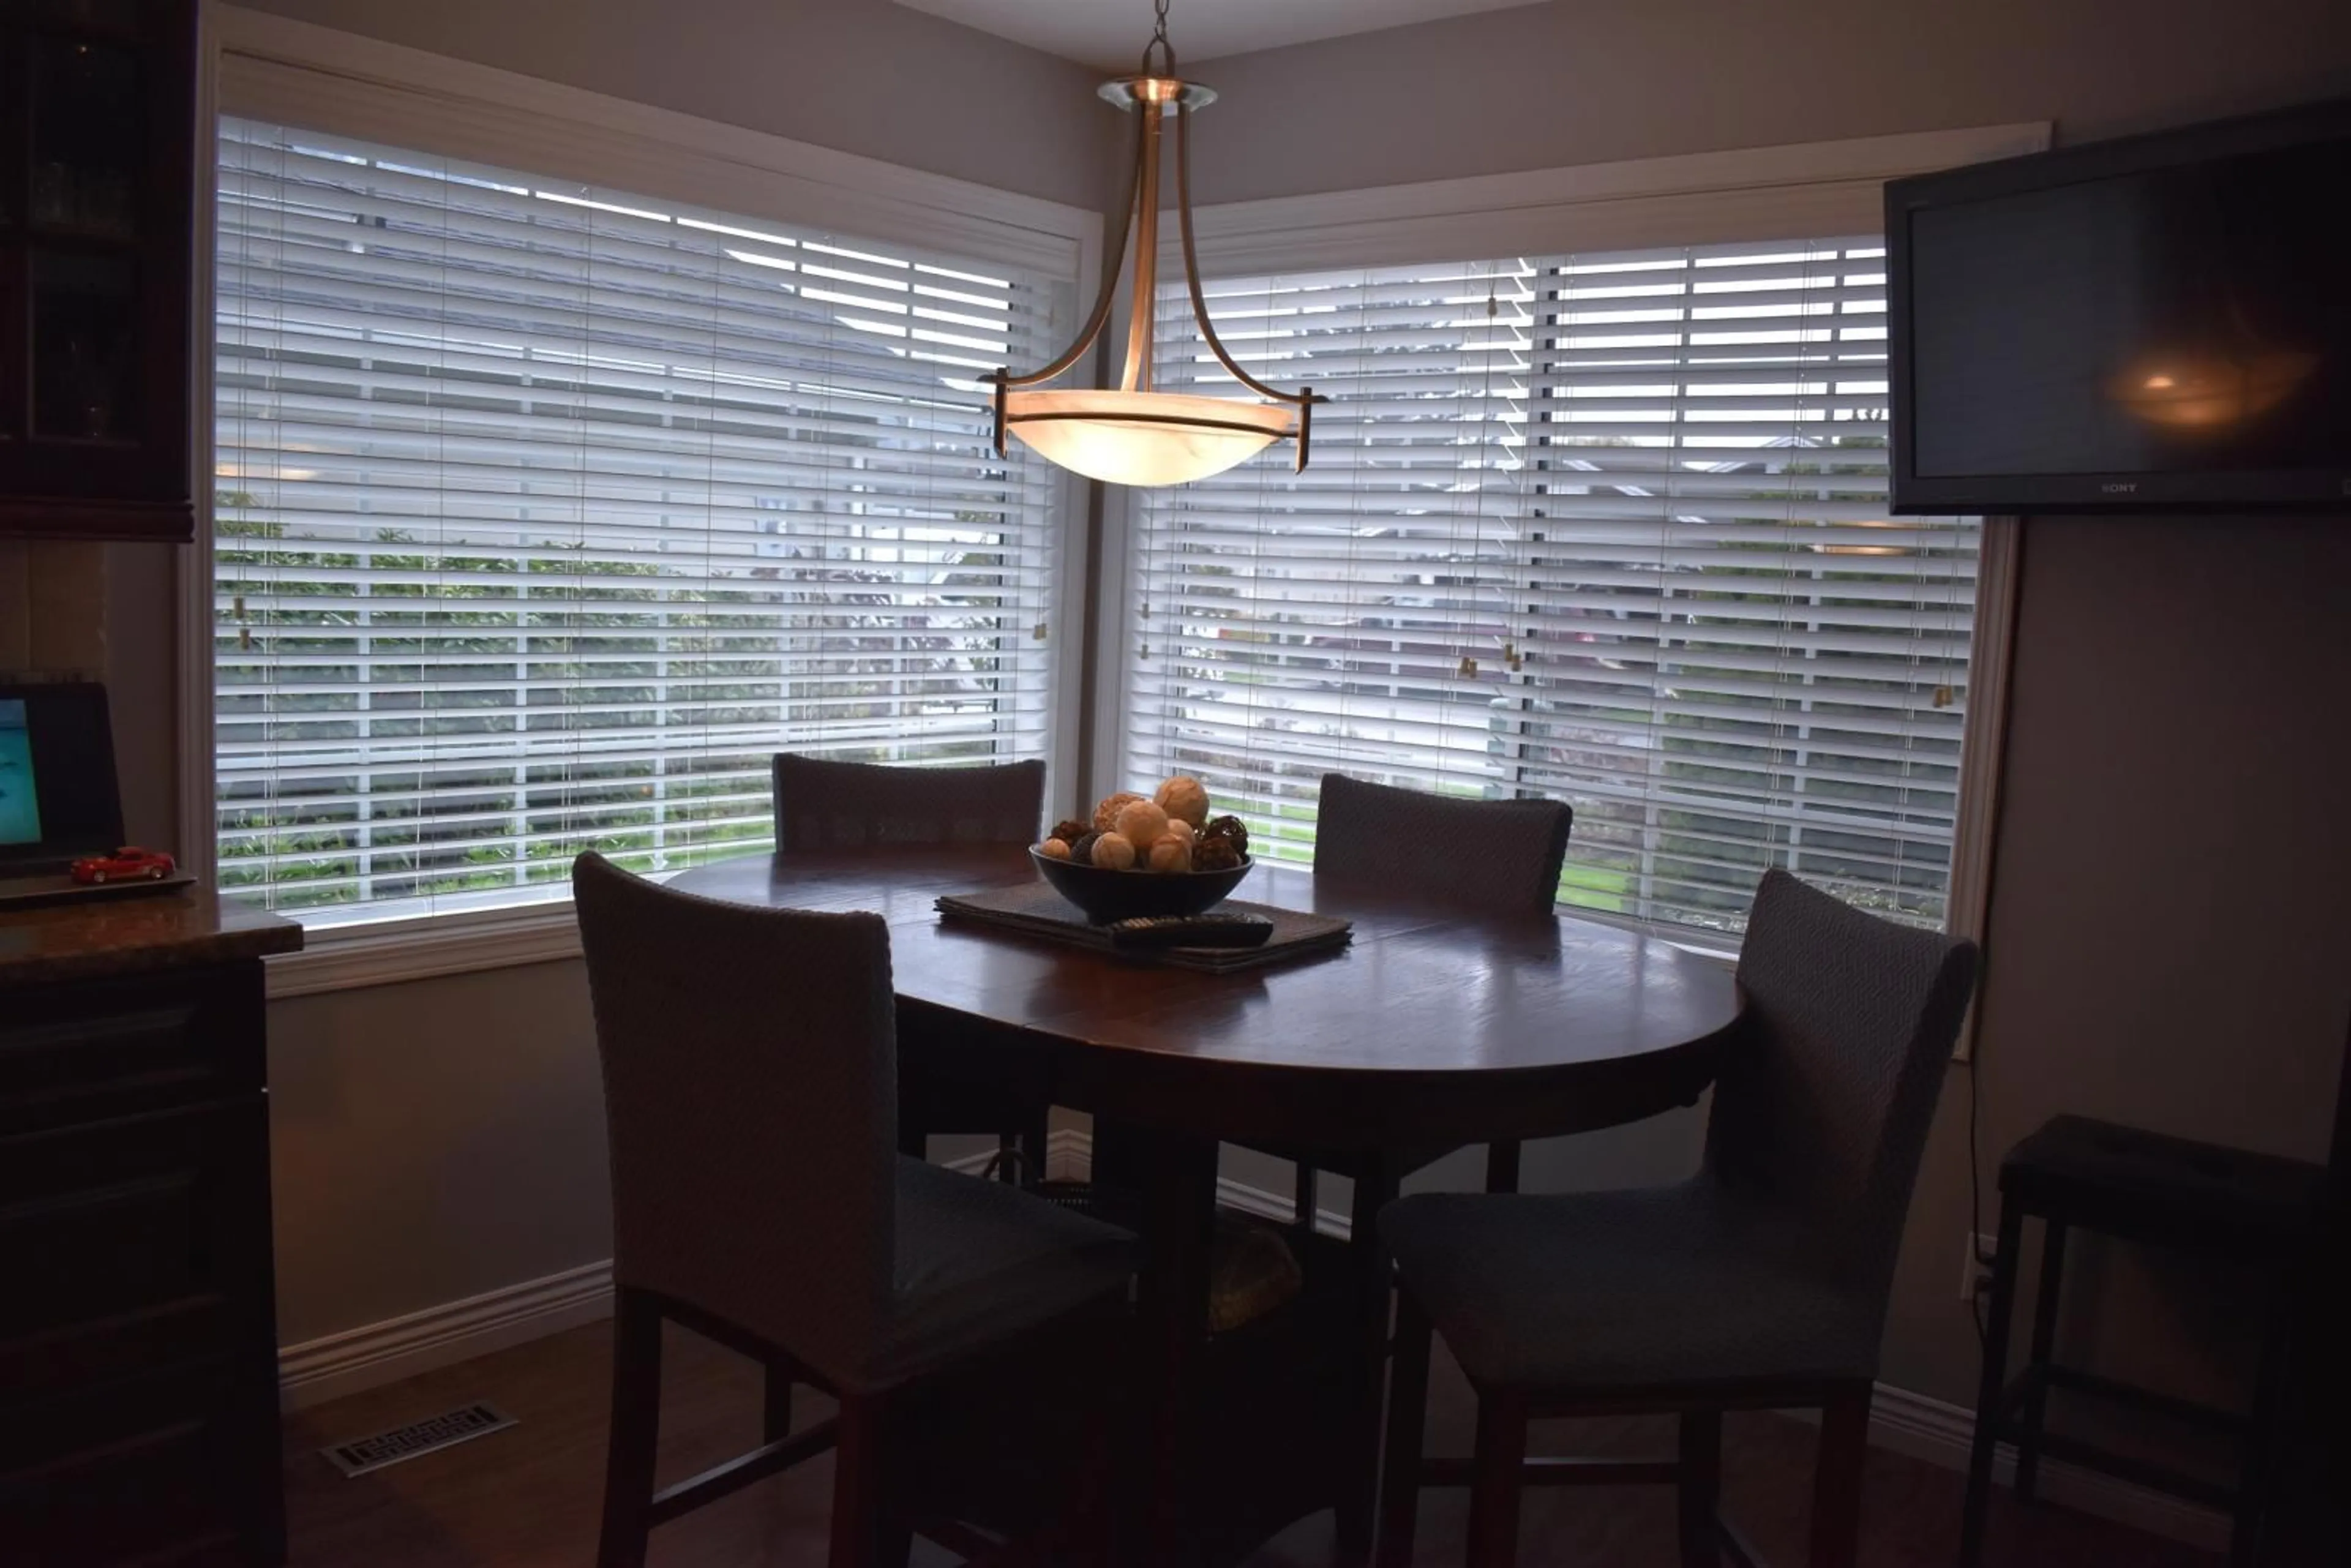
(1030, 847, 1251, 924)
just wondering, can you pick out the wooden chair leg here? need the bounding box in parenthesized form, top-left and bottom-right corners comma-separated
(596, 1288, 664, 1568)
(830, 1392, 900, 1568)
(1377, 1289, 1435, 1568)
(763, 1363, 795, 1445)
(1678, 1408, 1722, 1568)
(2229, 1275, 2297, 1568)
(1338, 1158, 1402, 1561)
(1466, 1390, 1528, 1568)
(1959, 1200, 2025, 1567)
(1808, 1384, 1872, 1568)
(2015, 1220, 2068, 1503)
(1483, 1139, 1522, 1195)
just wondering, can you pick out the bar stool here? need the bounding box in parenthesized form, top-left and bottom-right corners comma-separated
(1960, 1114, 2323, 1568)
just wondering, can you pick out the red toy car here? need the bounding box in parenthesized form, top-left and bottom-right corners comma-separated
(72, 846, 177, 885)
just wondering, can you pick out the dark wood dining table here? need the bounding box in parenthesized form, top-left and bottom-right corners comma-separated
(669, 847, 1744, 1566)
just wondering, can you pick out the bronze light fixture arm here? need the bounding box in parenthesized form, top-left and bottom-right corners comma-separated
(1172, 99, 1324, 467)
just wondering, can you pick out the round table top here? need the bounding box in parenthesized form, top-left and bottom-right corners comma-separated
(668, 848, 1742, 1150)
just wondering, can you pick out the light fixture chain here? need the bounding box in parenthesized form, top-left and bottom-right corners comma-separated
(1144, 0, 1177, 75)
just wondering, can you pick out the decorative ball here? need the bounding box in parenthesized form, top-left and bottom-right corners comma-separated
(1051, 819, 1090, 846)
(1202, 814, 1250, 855)
(1113, 799, 1171, 848)
(1193, 837, 1243, 872)
(1155, 776, 1210, 827)
(1147, 834, 1193, 874)
(1092, 831, 1137, 871)
(1038, 838, 1071, 861)
(1164, 818, 1196, 849)
(1070, 831, 1100, 866)
(1092, 792, 1146, 834)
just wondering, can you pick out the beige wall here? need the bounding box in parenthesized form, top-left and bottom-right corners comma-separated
(268, 961, 613, 1345)
(231, 0, 1117, 211)
(1186, 0, 2351, 203)
(1882, 518, 2351, 1409)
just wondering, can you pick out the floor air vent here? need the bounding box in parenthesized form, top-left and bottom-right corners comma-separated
(322, 1401, 518, 1477)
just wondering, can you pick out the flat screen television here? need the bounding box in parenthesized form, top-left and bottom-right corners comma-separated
(1888, 98, 2351, 514)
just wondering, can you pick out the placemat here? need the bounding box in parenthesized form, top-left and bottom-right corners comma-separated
(936, 881, 1352, 973)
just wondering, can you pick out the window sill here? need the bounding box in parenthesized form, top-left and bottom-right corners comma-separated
(264, 901, 583, 1000)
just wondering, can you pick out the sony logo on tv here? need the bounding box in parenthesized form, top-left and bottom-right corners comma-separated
(2099, 481, 2139, 494)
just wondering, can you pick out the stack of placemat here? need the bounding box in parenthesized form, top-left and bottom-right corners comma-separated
(936, 881, 1351, 973)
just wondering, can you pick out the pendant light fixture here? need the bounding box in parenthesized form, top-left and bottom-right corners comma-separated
(986, 0, 1324, 487)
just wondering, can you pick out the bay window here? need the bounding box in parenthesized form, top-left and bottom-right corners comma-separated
(212, 119, 1071, 923)
(1123, 238, 1981, 939)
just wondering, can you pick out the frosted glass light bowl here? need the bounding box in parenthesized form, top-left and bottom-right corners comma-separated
(1030, 847, 1252, 924)
(1003, 389, 1295, 487)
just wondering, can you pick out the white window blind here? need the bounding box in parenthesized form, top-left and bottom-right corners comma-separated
(215, 119, 1069, 921)
(1126, 238, 1978, 939)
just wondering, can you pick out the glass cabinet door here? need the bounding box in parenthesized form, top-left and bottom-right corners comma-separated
(0, 0, 195, 539)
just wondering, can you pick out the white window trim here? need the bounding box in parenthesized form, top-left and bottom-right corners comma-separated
(181, 5, 1101, 998)
(1092, 122, 2045, 967)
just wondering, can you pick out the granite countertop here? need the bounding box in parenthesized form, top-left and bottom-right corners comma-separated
(0, 885, 303, 986)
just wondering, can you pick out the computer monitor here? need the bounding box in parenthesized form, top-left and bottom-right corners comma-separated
(0, 682, 126, 872)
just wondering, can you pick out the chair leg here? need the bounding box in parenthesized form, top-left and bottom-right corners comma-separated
(1339, 1158, 1403, 1561)
(1021, 1112, 1052, 1181)
(1466, 1390, 1528, 1568)
(830, 1392, 906, 1568)
(1678, 1408, 1722, 1568)
(597, 1288, 664, 1568)
(763, 1363, 795, 1445)
(1959, 1200, 2025, 1568)
(1294, 1161, 1320, 1240)
(1377, 1288, 1435, 1568)
(2015, 1220, 2068, 1503)
(2229, 1275, 2297, 1568)
(1483, 1139, 1521, 1195)
(1808, 1384, 1872, 1568)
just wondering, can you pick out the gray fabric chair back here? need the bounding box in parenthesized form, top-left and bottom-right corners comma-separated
(1313, 772, 1573, 917)
(573, 850, 897, 1378)
(1714, 869, 1979, 1303)
(771, 754, 1046, 852)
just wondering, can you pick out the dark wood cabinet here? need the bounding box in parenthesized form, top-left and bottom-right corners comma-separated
(0, 0, 197, 542)
(0, 894, 301, 1567)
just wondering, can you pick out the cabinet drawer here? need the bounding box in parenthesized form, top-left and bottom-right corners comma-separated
(0, 1294, 237, 1409)
(0, 1099, 267, 1338)
(0, 1354, 238, 1474)
(0, 967, 263, 1136)
(0, 1416, 240, 1567)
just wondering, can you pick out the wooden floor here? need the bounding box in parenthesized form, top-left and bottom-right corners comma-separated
(282, 1319, 2217, 1567)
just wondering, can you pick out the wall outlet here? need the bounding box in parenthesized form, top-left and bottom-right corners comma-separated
(1959, 1232, 1999, 1302)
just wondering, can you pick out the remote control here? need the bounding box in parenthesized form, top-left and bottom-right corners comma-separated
(1106, 912, 1277, 950)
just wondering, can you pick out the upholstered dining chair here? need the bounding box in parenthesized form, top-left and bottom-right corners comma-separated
(771, 753, 1051, 1177)
(772, 753, 1048, 853)
(1374, 869, 1979, 1568)
(573, 852, 1134, 1568)
(1292, 771, 1575, 1226)
(1261, 774, 1572, 1558)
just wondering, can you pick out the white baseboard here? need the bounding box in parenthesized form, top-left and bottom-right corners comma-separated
(277, 1259, 615, 1411)
(271, 1130, 2232, 1553)
(274, 1140, 1044, 1412)
(1851, 1376, 2229, 1551)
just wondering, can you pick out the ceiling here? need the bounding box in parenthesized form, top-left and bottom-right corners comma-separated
(890, 1, 1552, 70)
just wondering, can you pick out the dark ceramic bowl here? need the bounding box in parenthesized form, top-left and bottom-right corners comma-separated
(1030, 847, 1251, 924)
